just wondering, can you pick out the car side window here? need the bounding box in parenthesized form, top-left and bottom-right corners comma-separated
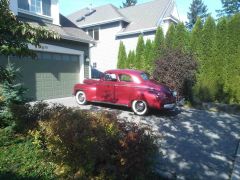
(104, 73, 117, 81)
(119, 74, 133, 82)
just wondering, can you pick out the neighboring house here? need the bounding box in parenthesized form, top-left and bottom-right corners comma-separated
(68, 0, 179, 76)
(0, 0, 94, 100)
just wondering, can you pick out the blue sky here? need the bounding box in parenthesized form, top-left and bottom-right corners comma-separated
(59, 0, 222, 22)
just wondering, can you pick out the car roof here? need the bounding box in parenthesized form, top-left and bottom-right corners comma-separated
(105, 69, 144, 76)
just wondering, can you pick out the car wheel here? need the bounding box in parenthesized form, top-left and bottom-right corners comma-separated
(132, 100, 148, 116)
(75, 91, 87, 105)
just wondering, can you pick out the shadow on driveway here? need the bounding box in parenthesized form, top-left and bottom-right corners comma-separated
(45, 97, 240, 180)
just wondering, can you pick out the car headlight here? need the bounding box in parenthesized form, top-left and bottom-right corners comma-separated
(172, 91, 177, 97)
(157, 91, 167, 99)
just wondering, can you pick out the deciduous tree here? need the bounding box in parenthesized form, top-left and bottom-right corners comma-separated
(0, 0, 58, 57)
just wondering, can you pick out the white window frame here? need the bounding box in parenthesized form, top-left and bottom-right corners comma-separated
(29, 0, 42, 15)
(87, 27, 100, 41)
(18, 0, 51, 18)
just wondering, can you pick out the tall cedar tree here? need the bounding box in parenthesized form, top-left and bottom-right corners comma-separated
(153, 27, 165, 60)
(0, 0, 58, 57)
(190, 17, 203, 55)
(165, 23, 176, 50)
(174, 23, 190, 52)
(214, 17, 229, 102)
(186, 0, 208, 30)
(144, 39, 154, 73)
(225, 14, 240, 102)
(194, 16, 217, 101)
(117, 42, 127, 69)
(217, 0, 240, 17)
(127, 50, 136, 69)
(135, 35, 145, 70)
(122, 0, 137, 8)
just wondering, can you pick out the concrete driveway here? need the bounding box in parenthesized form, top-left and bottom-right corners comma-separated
(46, 97, 240, 180)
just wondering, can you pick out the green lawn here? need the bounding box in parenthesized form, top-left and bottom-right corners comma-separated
(0, 128, 56, 180)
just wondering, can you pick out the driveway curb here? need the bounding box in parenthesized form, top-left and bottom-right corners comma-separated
(231, 141, 240, 180)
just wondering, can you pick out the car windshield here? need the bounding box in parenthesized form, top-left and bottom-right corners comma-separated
(140, 73, 149, 81)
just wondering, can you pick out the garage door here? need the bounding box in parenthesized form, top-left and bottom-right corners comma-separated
(7, 52, 81, 100)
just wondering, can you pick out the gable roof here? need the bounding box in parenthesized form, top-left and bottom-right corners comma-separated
(67, 0, 179, 36)
(118, 0, 174, 34)
(19, 14, 94, 44)
(68, 4, 130, 28)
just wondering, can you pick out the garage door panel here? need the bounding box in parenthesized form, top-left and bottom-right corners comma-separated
(4, 52, 81, 100)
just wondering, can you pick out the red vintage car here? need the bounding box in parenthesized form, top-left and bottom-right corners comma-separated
(73, 69, 177, 116)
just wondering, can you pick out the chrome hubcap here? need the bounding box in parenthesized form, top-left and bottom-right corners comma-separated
(135, 101, 145, 112)
(78, 93, 85, 102)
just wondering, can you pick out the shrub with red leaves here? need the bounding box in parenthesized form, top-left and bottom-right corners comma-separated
(153, 49, 197, 101)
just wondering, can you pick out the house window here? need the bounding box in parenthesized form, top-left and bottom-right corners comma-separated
(30, 0, 41, 14)
(18, 0, 51, 16)
(88, 28, 99, 41)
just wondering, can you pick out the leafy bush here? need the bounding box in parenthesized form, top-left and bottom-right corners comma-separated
(0, 127, 56, 179)
(153, 49, 198, 101)
(0, 63, 27, 127)
(11, 102, 63, 133)
(30, 106, 159, 179)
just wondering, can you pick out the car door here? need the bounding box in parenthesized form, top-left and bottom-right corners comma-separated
(96, 73, 116, 103)
(115, 74, 133, 105)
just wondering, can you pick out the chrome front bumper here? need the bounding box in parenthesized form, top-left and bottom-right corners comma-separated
(163, 103, 176, 109)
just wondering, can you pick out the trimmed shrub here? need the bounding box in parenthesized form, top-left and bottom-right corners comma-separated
(28, 105, 159, 179)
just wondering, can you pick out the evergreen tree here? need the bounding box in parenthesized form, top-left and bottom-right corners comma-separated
(186, 0, 208, 30)
(190, 17, 203, 55)
(144, 39, 154, 73)
(165, 23, 176, 50)
(117, 42, 127, 69)
(128, 50, 136, 69)
(217, 0, 240, 17)
(214, 17, 229, 102)
(126, 51, 131, 68)
(174, 23, 190, 52)
(135, 35, 145, 70)
(194, 16, 217, 101)
(224, 14, 240, 102)
(121, 0, 137, 8)
(199, 16, 216, 68)
(153, 27, 165, 60)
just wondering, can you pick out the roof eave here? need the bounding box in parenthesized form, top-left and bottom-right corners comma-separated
(78, 17, 130, 28)
(163, 16, 180, 23)
(60, 35, 95, 44)
(116, 27, 157, 37)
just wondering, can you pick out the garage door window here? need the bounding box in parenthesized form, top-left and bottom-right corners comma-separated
(36, 52, 79, 62)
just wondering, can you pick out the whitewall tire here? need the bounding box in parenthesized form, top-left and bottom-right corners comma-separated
(75, 91, 87, 105)
(132, 100, 148, 116)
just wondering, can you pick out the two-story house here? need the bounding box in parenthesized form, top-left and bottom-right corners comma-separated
(0, 0, 94, 100)
(68, 0, 179, 76)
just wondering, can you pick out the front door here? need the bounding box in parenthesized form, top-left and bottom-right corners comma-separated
(96, 73, 117, 103)
(115, 74, 133, 105)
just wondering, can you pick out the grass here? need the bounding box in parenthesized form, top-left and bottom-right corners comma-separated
(0, 128, 56, 180)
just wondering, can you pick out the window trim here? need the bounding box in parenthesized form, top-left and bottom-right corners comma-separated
(18, 0, 52, 17)
(87, 27, 100, 41)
